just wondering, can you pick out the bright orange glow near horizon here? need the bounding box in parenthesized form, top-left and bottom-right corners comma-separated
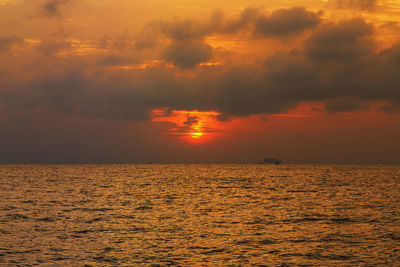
(151, 101, 397, 145)
(151, 109, 223, 143)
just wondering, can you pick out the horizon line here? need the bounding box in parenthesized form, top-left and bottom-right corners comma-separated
(0, 162, 399, 165)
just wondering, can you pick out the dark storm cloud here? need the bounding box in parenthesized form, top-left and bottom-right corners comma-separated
(254, 7, 322, 37)
(330, 0, 379, 11)
(42, 0, 71, 17)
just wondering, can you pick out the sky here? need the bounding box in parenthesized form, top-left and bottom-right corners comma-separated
(0, 0, 400, 163)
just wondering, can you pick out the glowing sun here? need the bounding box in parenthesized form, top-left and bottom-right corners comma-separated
(151, 109, 222, 142)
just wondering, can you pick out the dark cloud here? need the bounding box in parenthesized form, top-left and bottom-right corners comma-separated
(221, 7, 322, 36)
(330, 0, 379, 11)
(372, 44, 400, 104)
(134, 7, 323, 68)
(380, 44, 400, 64)
(135, 19, 209, 49)
(223, 7, 262, 33)
(135, 19, 214, 68)
(1, 14, 400, 129)
(207, 18, 398, 116)
(163, 20, 209, 42)
(264, 50, 318, 95)
(325, 96, 369, 113)
(137, 6, 323, 40)
(42, 0, 71, 17)
(254, 7, 322, 37)
(305, 18, 373, 62)
(162, 40, 213, 69)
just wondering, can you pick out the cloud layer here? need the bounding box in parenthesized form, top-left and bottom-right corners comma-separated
(135, 7, 323, 68)
(1, 6, 399, 122)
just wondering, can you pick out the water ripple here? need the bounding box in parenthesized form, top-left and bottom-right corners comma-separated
(0, 164, 399, 265)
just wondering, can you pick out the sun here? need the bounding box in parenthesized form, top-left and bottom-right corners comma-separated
(190, 131, 204, 139)
(151, 109, 222, 142)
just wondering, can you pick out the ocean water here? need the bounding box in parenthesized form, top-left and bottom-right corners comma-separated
(0, 164, 399, 266)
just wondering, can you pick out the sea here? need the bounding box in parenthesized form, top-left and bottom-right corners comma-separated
(0, 164, 399, 266)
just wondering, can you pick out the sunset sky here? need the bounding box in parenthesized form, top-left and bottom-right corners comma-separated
(1, 0, 400, 163)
